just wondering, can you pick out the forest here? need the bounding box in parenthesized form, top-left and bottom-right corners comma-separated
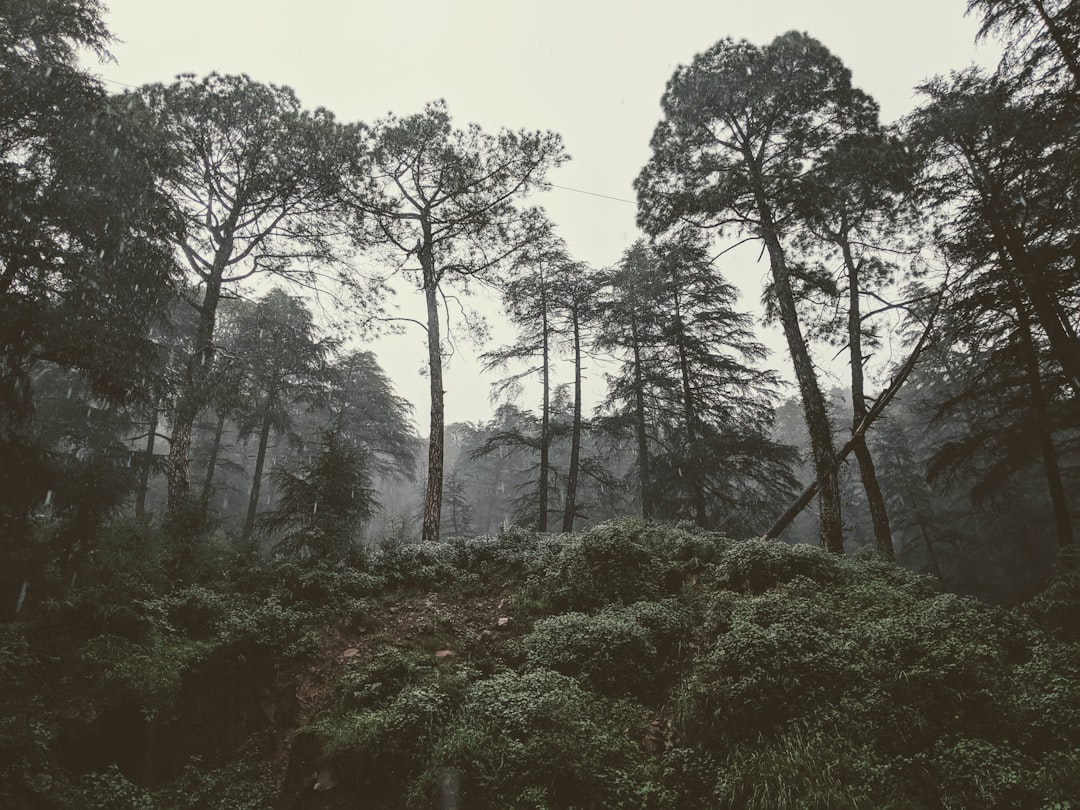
(1, 0, 1079, 807)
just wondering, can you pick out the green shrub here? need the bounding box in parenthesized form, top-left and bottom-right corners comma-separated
(711, 538, 857, 593)
(77, 633, 212, 718)
(412, 669, 662, 809)
(444, 526, 546, 586)
(525, 600, 691, 700)
(525, 608, 656, 698)
(153, 743, 276, 810)
(303, 646, 474, 796)
(523, 520, 665, 613)
(73, 765, 156, 809)
(307, 684, 452, 793)
(372, 538, 457, 591)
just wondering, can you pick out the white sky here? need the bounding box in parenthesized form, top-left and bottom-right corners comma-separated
(94, 0, 1000, 429)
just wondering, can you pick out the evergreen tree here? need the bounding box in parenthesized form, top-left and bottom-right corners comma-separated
(345, 101, 566, 542)
(636, 32, 880, 551)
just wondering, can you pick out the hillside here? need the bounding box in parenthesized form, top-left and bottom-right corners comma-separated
(2, 519, 1079, 808)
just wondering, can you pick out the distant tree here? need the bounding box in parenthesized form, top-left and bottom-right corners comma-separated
(230, 290, 333, 548)
(441, 471, 475, 538)
(136, 73, 355, 518)
(636, 32, 880, 551)
(325, 350, 418, 482)
(346, 101, 566, 541)
(483, 225, 570, 531)
(600, 234, 798, 533)
(595, 242, 663, 519)
(484, 223, 596, 532)
(264, 431, 377, 561)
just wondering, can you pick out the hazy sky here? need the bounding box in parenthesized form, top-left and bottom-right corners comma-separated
(94, 0, 1000, 427)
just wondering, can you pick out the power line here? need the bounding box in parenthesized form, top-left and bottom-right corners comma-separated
(548, 183, 636, 206)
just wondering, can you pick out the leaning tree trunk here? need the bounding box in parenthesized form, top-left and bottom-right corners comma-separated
(562, 306, 583, 533)
(1012, 281, 1074, 548)
(841, 237, 894, 559)
(241, 388, 276, 547)
(752, 184, 843, 552)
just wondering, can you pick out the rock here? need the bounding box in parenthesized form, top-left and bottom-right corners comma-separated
(313, 766, 339, 792)
(496, 616, 512, 629)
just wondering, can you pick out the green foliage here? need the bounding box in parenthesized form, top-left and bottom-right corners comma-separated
(74, 765, 156, 810)
(412, 669, 661, 809)
(676, 550, 1080, 808)
(443, 525, 546, 585)
(371, 537, 459, 590)
(523, 518, 722, 613)
(153, 744, 276, 810)
(525, 600, 690, 699)
(712, 729, 891, 809)
(77, 633, 212, 719)
(303, 647, 474, 796)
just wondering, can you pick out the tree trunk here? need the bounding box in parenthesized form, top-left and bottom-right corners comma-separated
(241, 390, 275, 547)
(1013, 282, 1074, 548)
(165, 240, 231, 515)
(984, 184, 1080, 399)
(421, 276, 445, 544)
(1032, 0, 1080, 87)
(674, 292, 707, 527)
(750, 173, 843, 552)
(841, 237, 894, 559)
(629, 321, 652, 519)
(538, 273, 550, 532)
(918, 517, 943, 579)
(199, 410, 227, 515)
(135, 404, 158, 518)
(562, 306, 583, 532)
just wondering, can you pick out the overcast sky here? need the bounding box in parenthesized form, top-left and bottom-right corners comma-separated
(95, 0, 1001, 428)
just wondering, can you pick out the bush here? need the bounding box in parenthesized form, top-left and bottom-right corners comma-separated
(411, 669, 664, 809)
(443, 526, 546, 586)
(524, 600, 691, 700)
(523, 520, 666, 613)
(371, 538, 457, 591)
(302, 646, 474, 796)
(711, 537, 858, 594)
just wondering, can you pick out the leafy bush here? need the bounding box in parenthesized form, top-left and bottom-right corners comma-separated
(302, 646, 474, 796)
(411, 669, 664, 809)
(525, 600, 691, 699)
(522, 520, 665, 613)
(675, 547, 1080, 808)
(443, 526, 546, 586)
(371, 538, 458, 591)
(712, 537, 862, 593)
(77, 633, 212, 718)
